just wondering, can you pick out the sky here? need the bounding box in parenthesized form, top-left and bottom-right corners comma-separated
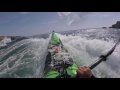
(0, 12, 120, 36)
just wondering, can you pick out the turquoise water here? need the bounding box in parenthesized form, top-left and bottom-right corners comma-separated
(0, 38, 49, 78)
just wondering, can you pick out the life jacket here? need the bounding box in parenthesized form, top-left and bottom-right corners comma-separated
(44, 63, 78, 78)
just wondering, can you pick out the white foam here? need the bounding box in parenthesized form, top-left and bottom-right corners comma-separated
(0, 37, 11, 47)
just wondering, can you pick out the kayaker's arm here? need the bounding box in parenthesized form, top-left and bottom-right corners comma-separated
(76, 66, 96, 78)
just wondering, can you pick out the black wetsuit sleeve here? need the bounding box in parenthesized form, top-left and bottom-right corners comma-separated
(90, 75, 96, 78)
(75, 74, 96, 78)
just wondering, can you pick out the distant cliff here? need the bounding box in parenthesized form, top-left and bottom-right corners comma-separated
(110, 21, 120, 29)
(0, 36, 20, 41)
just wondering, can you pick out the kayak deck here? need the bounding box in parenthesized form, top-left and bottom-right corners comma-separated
(42, 31, 78, 78)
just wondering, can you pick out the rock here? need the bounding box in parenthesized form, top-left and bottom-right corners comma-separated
(102, 27, 107, 29)
(110, 21, 120, 29)
(0, 36, 5, 41)
(10, 36, 16, 40)
(0, 36, 20, 41)
(10, 36, 20, 41)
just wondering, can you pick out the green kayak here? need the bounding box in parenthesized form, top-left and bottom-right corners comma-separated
(42, 31, 78, 78)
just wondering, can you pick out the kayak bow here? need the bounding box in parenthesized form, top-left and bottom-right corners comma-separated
(42, 31, 78, 78)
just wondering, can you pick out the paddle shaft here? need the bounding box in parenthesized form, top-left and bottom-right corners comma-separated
(89, 38, 120, 70)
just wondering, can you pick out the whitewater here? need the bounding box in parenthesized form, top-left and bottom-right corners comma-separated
(0, 28, 120, 78)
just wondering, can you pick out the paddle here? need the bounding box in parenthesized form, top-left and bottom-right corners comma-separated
(59, 38, 68, 52)
(89, 38, 120, 69)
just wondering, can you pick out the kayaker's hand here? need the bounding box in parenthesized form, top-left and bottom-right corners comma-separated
(77, 66, 92, 78)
